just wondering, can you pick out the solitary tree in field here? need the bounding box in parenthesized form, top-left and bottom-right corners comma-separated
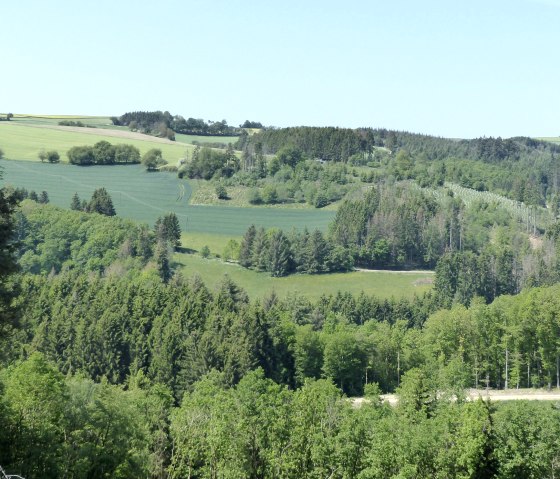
(38, 149, 47, 162)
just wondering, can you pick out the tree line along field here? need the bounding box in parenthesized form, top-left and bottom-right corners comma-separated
(0, 115, 238, 164)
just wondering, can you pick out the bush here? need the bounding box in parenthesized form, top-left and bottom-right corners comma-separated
(46, 150, 60, 163)
(142, 149, 167, 171)
(67, 146, 95, 165)
(114, 144, 141, 164)
(248, 188, 262, 204)
(262, 185, 278, 204)
(215, 184, 228, 200)
(200, 245, 210, 258)
(314, 191, 329, 208)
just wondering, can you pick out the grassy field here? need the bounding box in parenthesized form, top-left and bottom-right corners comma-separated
(538, 137, 560, 144)
(181, 231, 241, 255)
(0, 122, 191, 163)
(8, 114, 114, 128)
(174, 133, 239, 145)
(1, 160, 335, 235)
(174, 252, 433, 301)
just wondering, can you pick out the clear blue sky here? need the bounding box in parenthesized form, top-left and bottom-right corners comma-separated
(2, 0, 559, 138)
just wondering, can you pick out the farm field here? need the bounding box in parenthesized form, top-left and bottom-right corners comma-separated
(0, 121, 191, 163)
(7, 114, 115, 128)
(1, 159, 335, 235)
(174, 252, 433, 300)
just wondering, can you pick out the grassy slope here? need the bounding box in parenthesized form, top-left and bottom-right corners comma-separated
(174, 252, 433, 301)
(0, 121, 191, 163)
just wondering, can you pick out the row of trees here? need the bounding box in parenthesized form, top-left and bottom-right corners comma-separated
(70, 188, 116, 216)
(238, 226, 353, 276)
(67, 141, 141, 165)
(111, 111, 241, 137)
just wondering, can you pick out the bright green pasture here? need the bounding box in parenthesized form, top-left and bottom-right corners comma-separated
(0, 122, 191, 163)
(174, 253, 433, 301)
(181, 232, 241, 255)
(1, 160, 334, 235)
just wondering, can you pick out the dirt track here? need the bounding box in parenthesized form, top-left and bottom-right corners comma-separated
(23, 123, 186, 146)
(352, 389, 560, 407)
(353, 268, 435, 274)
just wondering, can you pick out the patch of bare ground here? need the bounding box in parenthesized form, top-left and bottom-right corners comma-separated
(353, 268, 435, 274)
(352, 388, 560, 407)
(529, 235, 543, 250)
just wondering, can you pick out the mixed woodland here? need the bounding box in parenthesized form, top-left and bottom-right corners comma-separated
(3, 120, 560, 477)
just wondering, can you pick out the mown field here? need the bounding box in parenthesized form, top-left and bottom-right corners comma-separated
(174, 252, 433, 300)
(0, 121, 191, 164)
(1, 160, 335, 235)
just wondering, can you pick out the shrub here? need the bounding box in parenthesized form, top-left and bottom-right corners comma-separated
(248, 188, 262, 204)
(67, 146, 95, 165)
(46, 150, 60, 163)
(215, 184, 228, 200)
(262, 185, 278, 204)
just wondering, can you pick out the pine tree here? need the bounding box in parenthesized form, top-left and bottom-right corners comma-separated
(163, 213, 181, 249)
(38, 191, 49, 204)
(70, 192, 81, 211)
(307, 229, 329, 273)
(267, 230, 292, 277)
(155, 241, 171, 283)
(251, 228, 268, 271)
(88, 188, 116, 216)
(239, 225, 256, 268)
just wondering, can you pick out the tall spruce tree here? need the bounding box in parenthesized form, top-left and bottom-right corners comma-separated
(70, 192, 81, 211)
(88, 188, 116, 216)
(239, 224, 256, 268)
(267, 230, 292, 277)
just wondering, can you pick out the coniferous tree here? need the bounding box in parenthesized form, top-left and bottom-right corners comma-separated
(251, 228, 268, 272)
(88, 188, 116, 216)
(70, 192, 81, 211)
(155, 241, 171, 283)
(239, 224, 256, 268)
(163, 213, 181, 249)
(267, 230, 292, 277)
(38, 191, 49, 204)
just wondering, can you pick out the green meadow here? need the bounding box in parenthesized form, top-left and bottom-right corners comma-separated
(0, 160, 335, 235)
(174, 253, 433, 300)
(0, 122, 191, 164)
